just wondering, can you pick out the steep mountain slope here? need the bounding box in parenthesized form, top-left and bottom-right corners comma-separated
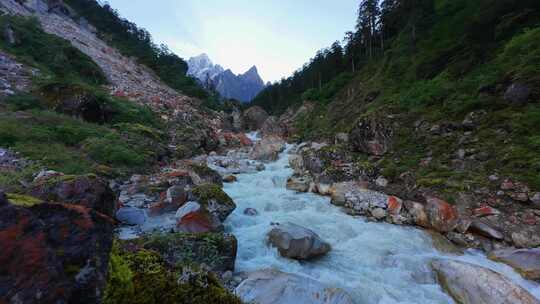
(250, 0, 540, 248)
(0, 0, 216, 124)
(188, 53, 265, 103)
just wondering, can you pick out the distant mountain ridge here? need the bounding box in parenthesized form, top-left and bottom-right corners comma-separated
(187, 53, 265, 103)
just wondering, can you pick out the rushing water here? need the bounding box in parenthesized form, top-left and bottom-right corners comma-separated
(224, 145, 540, 304)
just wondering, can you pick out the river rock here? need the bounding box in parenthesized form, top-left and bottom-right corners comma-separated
(286, 176, 311, 192)
(116, 207, 146, 226)
(243, 208, 259, 216)
(469, 220, 504, 240)
(425, 196, 459, 232)
(268, 222, 331, 260)
(190, 184, 236, 223)
(404, 201, 430, 228)
(432, 259, 540, 304)
(330, 181, 362, 206)
(223, 175, 237, 183)
(489, 248, 540, 281)
(249, 135, 286, 162)
(236, 269, 354, 304)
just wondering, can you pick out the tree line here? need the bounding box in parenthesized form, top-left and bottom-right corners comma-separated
(252, 0, 437, 114)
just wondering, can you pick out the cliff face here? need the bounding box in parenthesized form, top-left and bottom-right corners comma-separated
(0, 0, 221, 128)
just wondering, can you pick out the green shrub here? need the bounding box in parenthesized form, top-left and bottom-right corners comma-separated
(4, 94, 45, 111)
(83, 135, 145, 167)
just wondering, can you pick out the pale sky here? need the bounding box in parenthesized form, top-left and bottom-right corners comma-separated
(106, 0, 358, 82)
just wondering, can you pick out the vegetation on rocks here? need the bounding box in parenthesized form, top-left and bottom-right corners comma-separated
(192, 184, 234, 207)
(104, 241, 241, 304)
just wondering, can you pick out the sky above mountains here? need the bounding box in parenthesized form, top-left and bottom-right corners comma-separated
(106, 0, 358, 82)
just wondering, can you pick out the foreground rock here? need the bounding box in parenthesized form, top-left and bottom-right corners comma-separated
(250, 135, 286, 162)
(0, 199, 114, 304)
(489, 248, 540, 282)
(31, 174, 117, 217)
(268, 222, 331, 260)
(236, 269, 354, 304)
(432, 259, 540, 304)
(106, 235, 241, 303)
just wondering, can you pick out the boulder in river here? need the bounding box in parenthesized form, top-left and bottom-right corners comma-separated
(286, 176, 312, 192)
(431, 259, 540, 304)
(268, 222, 331, 260)
(249, 135, 286, 162)
(489, 248, 540, 282)
(235, 269, 354, 304)
(243, 106, 270, 131)
(116, 206, 146, 226)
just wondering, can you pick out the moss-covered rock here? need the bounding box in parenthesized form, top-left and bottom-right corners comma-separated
(31, 174, 117, 217)
(6, 193, 42, 207)
(191, 184, 236, 222)
(104, 241, 241, 304)
(122, 232, 237, 273)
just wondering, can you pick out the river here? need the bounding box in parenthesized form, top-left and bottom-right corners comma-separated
(224, 145, 540, 304)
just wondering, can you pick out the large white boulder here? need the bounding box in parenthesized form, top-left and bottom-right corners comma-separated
(431, 259, 540, 304)
(235, 269, 354, 304)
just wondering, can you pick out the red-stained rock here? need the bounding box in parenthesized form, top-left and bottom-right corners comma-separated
(238, 133, 253, 146)
(473, 205, 501, 217)
(387, 196, 403, 215)
(501, 179, 515, 190)
(176, 211, 215, 234)
(425, 196, 459, 232)
(31, 175, 116, 217)
(0, 200, 114, 304)
(165, 170, 190, 179)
